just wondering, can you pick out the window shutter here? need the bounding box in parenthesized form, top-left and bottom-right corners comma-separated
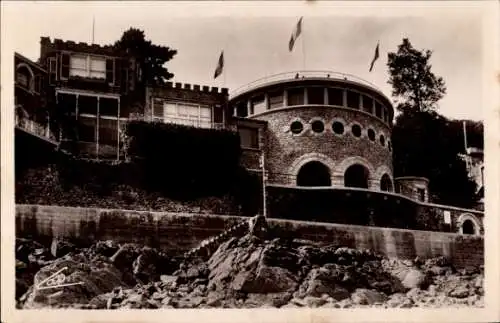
(106, 59, 114, 84)
(61, 53, 70, 79)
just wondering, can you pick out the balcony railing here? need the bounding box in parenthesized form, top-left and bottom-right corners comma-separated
(230, 70, 383, 99)
(15, 114, 58, 143)
(128, 113, 236, 131)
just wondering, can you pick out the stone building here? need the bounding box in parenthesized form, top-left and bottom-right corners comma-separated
(13, 38, 484, 236)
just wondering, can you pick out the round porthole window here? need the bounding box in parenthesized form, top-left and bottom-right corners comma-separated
(332, 121, 344, 135)
(380, 134, 386, 146)
(367, 129, 376, 141)
(290, 120, 304, 134)
(311, 120, 325, 133)
(351, 124, 362, 137)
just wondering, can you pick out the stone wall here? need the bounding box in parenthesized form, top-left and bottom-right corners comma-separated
(15, 204, 484, 269)
(266, 185, 484, 235)
(252, 106, 393, 189)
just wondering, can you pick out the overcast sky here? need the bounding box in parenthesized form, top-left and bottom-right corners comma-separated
(2, 1, 490, 121)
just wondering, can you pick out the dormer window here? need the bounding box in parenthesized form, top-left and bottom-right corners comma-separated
(70, 54, 106, 79)
(15, 64, 34, 91)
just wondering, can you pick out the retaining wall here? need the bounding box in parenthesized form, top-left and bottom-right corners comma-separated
(15, 204, 484, 269)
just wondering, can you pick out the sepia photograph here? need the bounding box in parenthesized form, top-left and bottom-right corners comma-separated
(1, 1, 499, 322)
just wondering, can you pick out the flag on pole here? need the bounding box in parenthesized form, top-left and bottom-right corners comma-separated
(288, 17, 303, 52)
(213, 51, 224, 79)
(369, 42, 380, 72)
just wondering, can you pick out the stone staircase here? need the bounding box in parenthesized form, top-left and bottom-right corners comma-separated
(182, 215, 262, 261)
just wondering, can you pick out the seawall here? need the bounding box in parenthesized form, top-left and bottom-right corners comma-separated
(15, 204, 483, 269)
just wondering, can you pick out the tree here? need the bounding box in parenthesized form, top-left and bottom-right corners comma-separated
(387, 38, 446, 113)
(114, 28, 177, 86)
(388, 39, 479, 208)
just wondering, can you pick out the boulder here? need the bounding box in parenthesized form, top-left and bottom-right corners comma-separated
(23, 257, 128, 309)
(401, 269, 430, 290)
(351, 288, 388, 305)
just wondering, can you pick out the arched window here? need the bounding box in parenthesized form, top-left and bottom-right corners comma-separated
(344, 164, 370, 188)
(380, 174, 393, 192)
(16, 64, 34, 91)
(297, 161, 331, 187)
(462, 220, 475, 235)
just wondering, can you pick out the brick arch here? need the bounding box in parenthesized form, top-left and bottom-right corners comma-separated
(374, 165, 394, 190)
(288, 152, 336, 185)
(16, 63, 35, 90)
(334, 156, 376, 189)
(456, 213, 481, 235)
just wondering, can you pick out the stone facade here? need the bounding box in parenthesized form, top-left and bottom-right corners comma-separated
(395, 177, 430, 202)
(229, 76, 394, 192)
(254, 106, 393, 189)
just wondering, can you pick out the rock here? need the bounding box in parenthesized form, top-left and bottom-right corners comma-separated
(205, 292, 223, 307)
(427, 284, 438, 297)
(160, 275, 178, 287)
(401, 269, 429, 290)
(351, 289, 388, 305)
(386, 293, 407, 308)
(244, 292, 292, 308)
(50, 238, 76, 258)
(303, 296, 327, 308)
(22, 256, 128, 309)
(449, 286, 470, 298)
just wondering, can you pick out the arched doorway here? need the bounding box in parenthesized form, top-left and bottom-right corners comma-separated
(380, 174, 393, 192)
(462, 220, 476, 235)
(344, 164, 369, 188)
(297, 161, 331, 187)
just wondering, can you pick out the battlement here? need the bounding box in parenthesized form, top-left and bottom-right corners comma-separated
(40, 36, 126, 57)
(164, 81, 228, 95)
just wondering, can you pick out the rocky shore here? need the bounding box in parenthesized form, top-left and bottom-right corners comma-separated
(16, 235, 484, 309)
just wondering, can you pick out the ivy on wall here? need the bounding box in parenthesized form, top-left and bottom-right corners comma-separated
(124, 121, 244, 199)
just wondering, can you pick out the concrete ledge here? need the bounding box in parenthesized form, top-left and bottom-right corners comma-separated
(15, 204, 484, 268)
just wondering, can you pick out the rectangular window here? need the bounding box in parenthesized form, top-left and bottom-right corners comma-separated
(268, 91, 284, 109)
(252, 96, 266, 115)
(346, 91, 360, 109)
(155, 100, 213, 128)
(106, 59, 115, 84)
(328, 88, 344, 106)
(239, 127, 259, 149)
(48, 57, 57, 84)
(375, 101, 382, 118)
(69, 55, 106, 79)
(99, 98, 119, 117)
(287, 88, 304, 106)
(90, 57, 106, 79)
(362, 95, 373, 114)
(61, 53, 70, 79)
(78, 116, 97, 142)
(98, 117, 118, 146)
(417, 188, 426, 202)
(235, 102, 247, 117)
(78, 95, 98, 115)
(58, 93, 77, 115)
(308, 87, 324, 105)
(70, 55, 88, 77)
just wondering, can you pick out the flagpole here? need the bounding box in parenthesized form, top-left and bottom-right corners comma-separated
(302, 18, 306, 70)
(92, 16, 95, 44)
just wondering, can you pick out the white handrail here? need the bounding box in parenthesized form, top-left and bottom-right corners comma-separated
(230, 70, 383, 99)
